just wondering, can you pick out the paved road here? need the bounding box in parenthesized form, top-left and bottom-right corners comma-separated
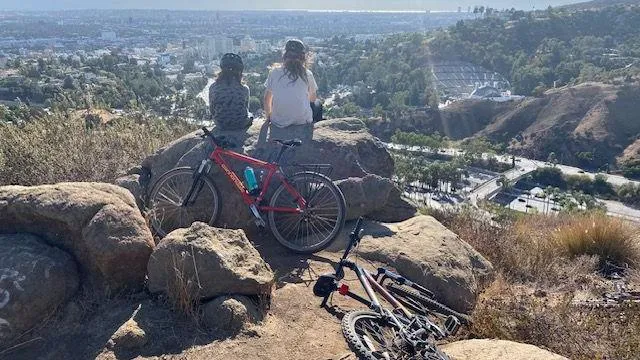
(386, 143, 640, 221)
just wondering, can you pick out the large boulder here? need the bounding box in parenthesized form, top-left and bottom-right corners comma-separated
(336, 175, 395, 220)
(0, 183, 155, 293)
(348, 216, 493, 313)
(124, 118, 408, 229)
(442, 339, 568, 360)
(0, 234, 79, 346)
(147, 222, 274, 300)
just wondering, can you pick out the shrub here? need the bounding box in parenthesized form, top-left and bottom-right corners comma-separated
(553, 213, 640, 270)
(0, 113, 196, 186)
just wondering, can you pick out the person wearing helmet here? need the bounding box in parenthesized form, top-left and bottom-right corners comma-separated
(263, 39, 319, 128)
(209, 53, 252, 130)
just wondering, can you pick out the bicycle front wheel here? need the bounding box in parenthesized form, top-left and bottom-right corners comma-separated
(147, 167, 220, 238)
(268, 171, 346, 253)
(342, 310, 450, 360)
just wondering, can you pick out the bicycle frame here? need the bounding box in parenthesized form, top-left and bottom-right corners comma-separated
(334, 259, 412, 317)
(208, 145, 307, 214)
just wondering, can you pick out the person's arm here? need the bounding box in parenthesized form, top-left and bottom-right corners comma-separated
(308, 71, 318, 102)
(264, 90, 273, 121)
(263, 70, 274, 122)
(309, 87, 317, 103)
(208, 84, 216, 119)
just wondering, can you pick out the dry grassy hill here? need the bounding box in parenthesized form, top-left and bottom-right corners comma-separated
(370, 82, 640, 170)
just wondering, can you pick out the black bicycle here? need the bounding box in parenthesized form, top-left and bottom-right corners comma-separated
(313, 218, 470, 360)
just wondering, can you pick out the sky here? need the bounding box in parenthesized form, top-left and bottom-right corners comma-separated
(2, 0, 582, 11)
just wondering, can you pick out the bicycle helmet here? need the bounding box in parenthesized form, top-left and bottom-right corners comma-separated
(220, 53, 243, 72)
(285, 39, 306, 54)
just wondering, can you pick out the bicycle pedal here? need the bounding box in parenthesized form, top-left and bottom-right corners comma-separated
(444, 315, 461, 336)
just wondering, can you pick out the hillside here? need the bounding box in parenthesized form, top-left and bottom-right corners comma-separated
(369, 82, 640, 171)
(562, 0, 640, 10)
(478, 83, 638, 165)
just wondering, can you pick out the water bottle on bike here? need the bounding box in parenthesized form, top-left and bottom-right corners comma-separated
(244, 166, 260, 195)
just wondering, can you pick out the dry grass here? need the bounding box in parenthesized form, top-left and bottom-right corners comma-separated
(428, 206, 640, 359)
(553, 213, 640, 270)
(0, 113, 196, 186)
(165, 248, 203, 323)
(470, 278, 640, 360)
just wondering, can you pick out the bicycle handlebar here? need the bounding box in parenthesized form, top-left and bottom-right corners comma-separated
(200, 127, 237, 148)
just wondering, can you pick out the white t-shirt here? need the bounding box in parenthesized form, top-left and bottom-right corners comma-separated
(265, 67, 318, 128)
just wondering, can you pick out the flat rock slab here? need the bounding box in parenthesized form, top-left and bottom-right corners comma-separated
(443, 339, 568, 360)
(0, 182, 155, 293)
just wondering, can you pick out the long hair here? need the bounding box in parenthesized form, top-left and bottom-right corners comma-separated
(216, 68, 242, 85)
(281, 49, 309, 84)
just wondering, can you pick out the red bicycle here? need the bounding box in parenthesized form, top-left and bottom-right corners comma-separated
(146, 127, 346, 253)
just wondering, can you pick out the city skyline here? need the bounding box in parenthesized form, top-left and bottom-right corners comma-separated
(2, 0, 582, 11)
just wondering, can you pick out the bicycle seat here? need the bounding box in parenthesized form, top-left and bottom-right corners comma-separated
(274, 139, 303, 147)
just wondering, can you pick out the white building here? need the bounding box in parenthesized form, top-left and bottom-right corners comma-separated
(157, 53, 171, 66)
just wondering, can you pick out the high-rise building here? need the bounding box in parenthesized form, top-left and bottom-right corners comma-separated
(240, 35, 256, 53)
(202, 37, 234, 59)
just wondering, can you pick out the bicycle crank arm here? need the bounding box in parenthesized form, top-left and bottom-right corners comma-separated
(249, 204, 266, 227)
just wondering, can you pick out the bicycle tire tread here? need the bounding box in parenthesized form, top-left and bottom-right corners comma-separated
(341, 310, 382, 360)
(341, 310, 450, 360)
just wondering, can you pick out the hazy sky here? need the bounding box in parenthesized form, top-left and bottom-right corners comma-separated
(3, 0, 581, 11)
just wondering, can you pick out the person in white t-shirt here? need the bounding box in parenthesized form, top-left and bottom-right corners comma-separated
(263, 39, 318, 128)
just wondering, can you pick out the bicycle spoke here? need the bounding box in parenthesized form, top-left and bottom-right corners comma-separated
(149, 169, 219, 237)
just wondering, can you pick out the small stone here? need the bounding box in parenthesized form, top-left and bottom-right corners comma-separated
(203, 295, 260, 332)
(110, 319, 147, 350)
(534, 289, 547, 297)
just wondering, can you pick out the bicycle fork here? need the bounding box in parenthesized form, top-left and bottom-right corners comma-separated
(182, 159, 212, 207)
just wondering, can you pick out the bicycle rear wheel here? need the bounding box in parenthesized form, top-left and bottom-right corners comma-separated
(268, 171, 346, 253)
(342, 310, 450, 360)
(147, 167, 220, 238)
(386, 284, 471, 326)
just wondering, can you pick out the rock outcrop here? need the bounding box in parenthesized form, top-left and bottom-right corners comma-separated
(442, 339, 568, 360)
(333, 216, 494, 313)
(121, 118, 410, 230)
(0, 234, 79, 346)
(0, 183, 155, 293)
(202, 295, 260, 332)
(147, 222, 274, 300)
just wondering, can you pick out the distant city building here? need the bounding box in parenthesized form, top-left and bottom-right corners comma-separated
(0, 56, 7, 69)
(157, 53, 171, 66)
(101, 31, 117, 41)
(255, 41, 272, 54)
(201, 37, 234, 59)
(240, 35, 256, 52)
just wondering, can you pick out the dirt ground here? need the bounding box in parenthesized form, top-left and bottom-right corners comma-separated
(2, 230, 378, 360)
